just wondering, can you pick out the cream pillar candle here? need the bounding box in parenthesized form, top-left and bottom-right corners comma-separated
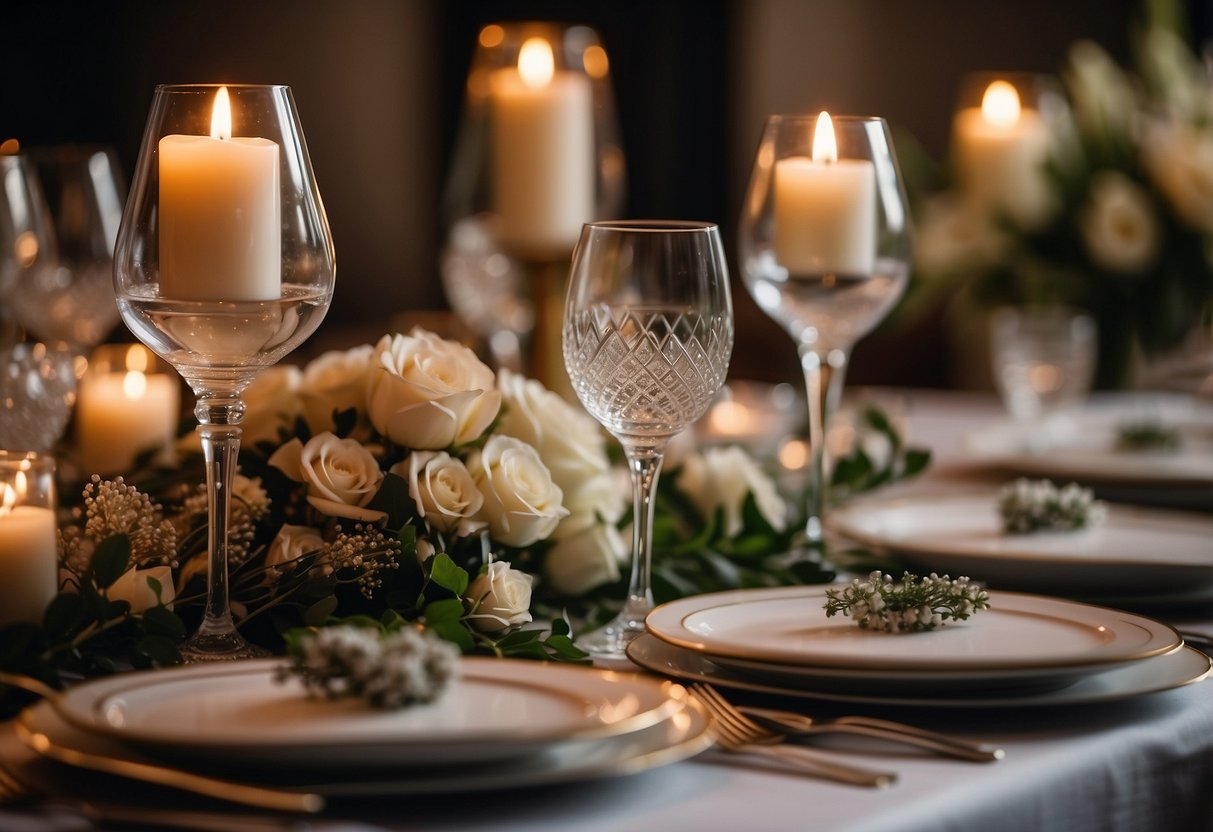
(952, 80, 1051, 227)
(773, 112, 876, 275)
(159, 86, 281, 301)
(77, 345, 181, 475)
(489, 37, 595, 259)
(0, 480, 57, 627)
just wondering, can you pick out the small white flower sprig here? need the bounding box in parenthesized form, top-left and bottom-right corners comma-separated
(823, 571, 991, 633)
(1115, 420, 1181, 452)
(998, 478, 1107, 535)
(277, 625, 461, 709)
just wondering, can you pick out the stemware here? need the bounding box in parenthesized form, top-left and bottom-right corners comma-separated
(114, 84, 335, 660)
(0, 152, 56, 350)
(563, 221, 733, 658)
(8, 146, 125, 349)
(738, 113, 912, 546)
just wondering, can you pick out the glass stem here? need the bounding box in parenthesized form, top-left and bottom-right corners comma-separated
(799, 345, 850, 545)
(621, 447, 664, 628)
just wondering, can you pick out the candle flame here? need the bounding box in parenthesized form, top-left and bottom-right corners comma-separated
(0, 138, 19, 155)
(812, 111, 838, 164)
(981, 80, 1021, 128)
(122, 370, 148, 400)
(518, 38, 555, 88)
(125, 344, 150, 373)
(0, 472, 26, 515)
(210, 86, 233, 141)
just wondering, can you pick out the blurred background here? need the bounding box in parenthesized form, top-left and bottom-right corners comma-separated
(4, 0, 1205, 388)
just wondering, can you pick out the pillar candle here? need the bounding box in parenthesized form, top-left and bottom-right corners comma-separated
(774, 112, 876, 275)
(952, 79, 1051, 227)
(489, 37, 595, 259)
(159, 86, 281, 301)
(0, 485, 56, 627)
(77, 346, 180, 475)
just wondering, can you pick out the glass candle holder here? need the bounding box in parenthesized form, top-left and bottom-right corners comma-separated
(76, 343, 181, 476)
(441, 22, 625, 389)
(0, 451, 57, 628)
(0, 151, 57, 350)
(951, 72, 1063, 229)
(0, 341, 82, 452)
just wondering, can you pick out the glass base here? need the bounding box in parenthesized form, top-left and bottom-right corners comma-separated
(179, 630, 269, 663)
(576, 611, 649, 660)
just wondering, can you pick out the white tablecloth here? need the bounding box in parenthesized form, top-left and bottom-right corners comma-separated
(3, 390, 1211, 832)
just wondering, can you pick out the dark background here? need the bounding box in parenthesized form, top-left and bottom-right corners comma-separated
(5, 0, 1201, 387)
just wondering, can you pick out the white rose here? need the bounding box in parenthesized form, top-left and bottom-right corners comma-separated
(463, 560, 533, 632)
(269, 432, 387, 523)
(267, 524, 326, 570)
(366, 329, 502, 450)
(913, 194, 1005, 277)
(390, 451, 485, 538)
(300, 345, 375, 432)
(467, 435, 569, 547)
(1142, 119, 1213, 235)
(495, 369, 609, 495)
(241, 365, 304, 446)
(545, 520, 627, 596)
(1065, 40, 1138, 138)
(676, 446, 788, 536)
(109, 565, 175, 613)
(559, 471, 627, 531)
(1080, 172, 1160, 274)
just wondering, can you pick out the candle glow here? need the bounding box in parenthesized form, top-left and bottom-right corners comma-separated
(812, 111, 838, 163)
(211, 86, 233, 140)
(982, 81, 1021, 128)
(518, 38, 555, 88)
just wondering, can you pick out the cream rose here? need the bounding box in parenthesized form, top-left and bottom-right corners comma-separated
(545, 520, 627, 596)
(1143, 119, 1213, 235)
(495, 369, 609, 495)
(676, 446, 788, 536)
(109, 565, 175, 613)
(266, 524, 326, 570)
(269, 432, 386, 523)
(463, 560, 533, 632)
(467, 435, 569, 547)
(1080, 172, 1160, 273)
(367, 329, 502, 450)
(390, 451, 485, 539)
(300, 344, 375, 432)
(241, 365, 304, 446)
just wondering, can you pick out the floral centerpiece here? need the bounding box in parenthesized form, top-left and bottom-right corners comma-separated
(912, 0, 1213, 387)
(6, 327, 929, 716)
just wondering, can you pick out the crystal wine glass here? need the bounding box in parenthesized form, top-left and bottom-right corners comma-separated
(114, 84, 335, 660)
(738, 113, 911, 547)
(0, 152, 56, 351)
(9, 146, 125, 349)
(564, 221, 733, 658)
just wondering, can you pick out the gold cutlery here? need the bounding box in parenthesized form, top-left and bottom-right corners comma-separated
(689, 683, 896, 788)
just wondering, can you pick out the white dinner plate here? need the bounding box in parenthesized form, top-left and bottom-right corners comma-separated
(51, 658, 686, 768)
(626, 635, 1211, 709)
(827, 495, 1213, 598)
(964, 395, 1213, 486)
(17, 693, 712, 796)
(645, 586, 1180, 679)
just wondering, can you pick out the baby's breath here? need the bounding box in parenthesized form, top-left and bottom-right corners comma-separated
(322, 525, 402, 598)
(824, 571, 990, 633)
(61, 476, 177, 572)
(998, 478, 1106, 534)
(277, 625, 461, 709)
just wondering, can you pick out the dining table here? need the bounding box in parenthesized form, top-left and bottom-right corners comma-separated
(1, 388, 1210, 832)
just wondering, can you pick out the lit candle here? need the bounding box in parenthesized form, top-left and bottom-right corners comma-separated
(773, 112, 876, 275)
(77, 345, 181, 475)
(951, 79, 1051, 226)
(158, 86, 281, 301)
(489, 37, 595, 258)
(0, 475, 57, 627)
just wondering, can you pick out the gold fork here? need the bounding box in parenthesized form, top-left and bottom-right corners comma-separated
(689, 683, 896, 788)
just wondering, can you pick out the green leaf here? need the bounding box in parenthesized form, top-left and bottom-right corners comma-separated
(903, 448, 932, 477)
(423, 598, 465, 626)
(90, 534, 132, 588)
(543, 634, 588, 660)
(332, 407, 359, 438)
(494, 628, 541, 648)
(134, 635, 183, 666)
(364, 473, 415, 530)
(429, 553, 469, 597)
(41, 593, 89, 640)
(304, 595, 339, 627)
(429, 620, 474, 651)
(141, 605, 187, 641)
(501, 640, 550, 660)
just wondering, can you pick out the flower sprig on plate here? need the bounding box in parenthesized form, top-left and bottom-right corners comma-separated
(1115, 420, 1181, 452)
(998, 478, 1106, 534)
(824, 571, 991, 633)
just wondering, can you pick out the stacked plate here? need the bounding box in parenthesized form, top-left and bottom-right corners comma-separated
(16, 658, 712, 797)
(828, 495, 1213, 605)
(628, 586, 1211, 708)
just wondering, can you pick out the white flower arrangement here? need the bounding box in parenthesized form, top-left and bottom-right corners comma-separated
(998, 478, 1107, 534)
(824, 571, 991, 633)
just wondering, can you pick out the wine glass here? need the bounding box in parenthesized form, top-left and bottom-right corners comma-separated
(0, 152, 56, 350)
(9, 146, 125, 349)
(738, 113, 911, 547)
(114, 84, 335, 661)
(563, 221, 733, 658)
